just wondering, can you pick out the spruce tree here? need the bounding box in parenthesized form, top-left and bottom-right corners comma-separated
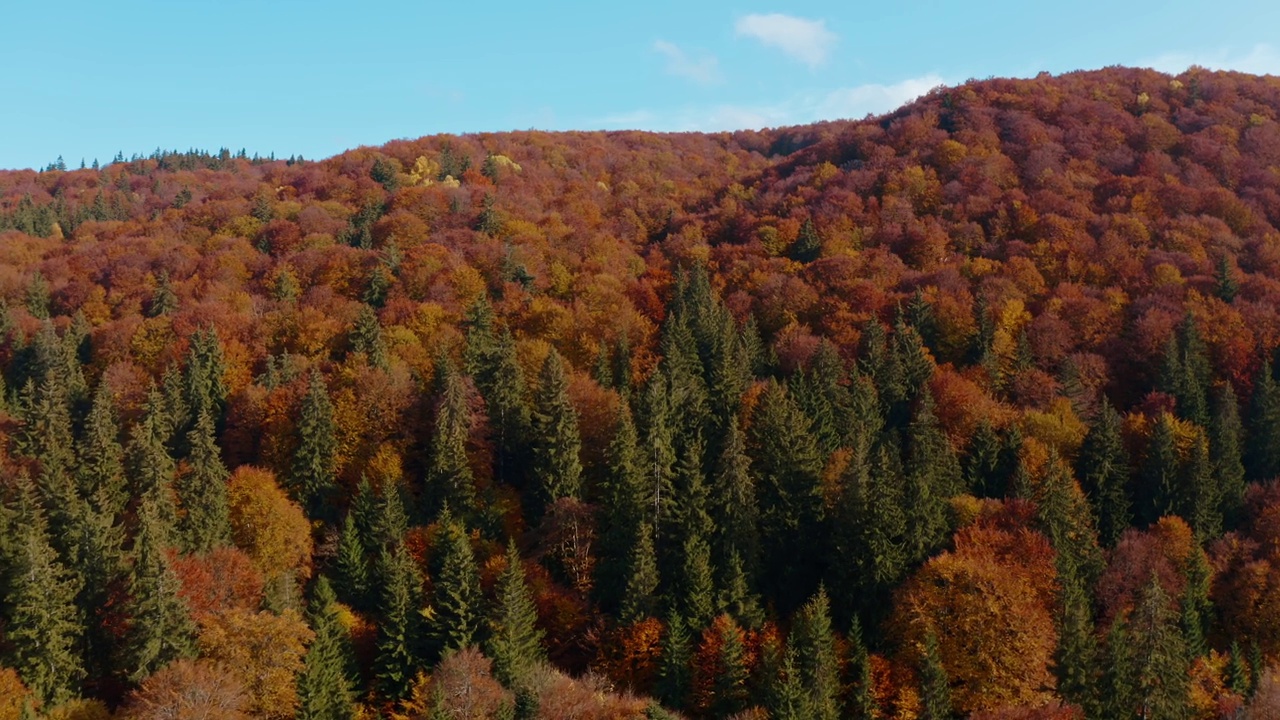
(470, 326, 530, 488)
(176, 407, 231, 553)
(1143, 414, 1181, 526)
(918, 631, 954, 720)
(1056, 573, 1101, 719)
(128, 386, 179, 540)
(847, 616, 878, 720)
(790, 588, 840, 720)
(123, 495, 195, 682)
(834, 438, 908, 626)
(1127, 574, 1191, 720)
(788, 218, 823, 263)
(3, 478, 85, 707)
(708, 615, 750, 718)
(595, 405, 648, 614)
(1247, 359, 1280, 482)
(334, 513, 372, 612)
(765, 646, 810, 720)
(656, 613, 693, 710)
(529, 350, 582, 513)
(375, 541, 423, 702)
(748, 381, 826, 613)
(964, 419, 1003, 498)
(1216, 254, 1239, 303)
(297, 577, 357, 720)
(486, 543, 545, 688)
(1211, 383, 1247, 526)
(77, 380, 127, 516)
(620, 523, 660, 624)
(903, 388, 958, 563)
(183, 325, 228, 426)
(147, 271, 179, 318)
(427, 367, 477, 519)
(290, 371, 339, 525)
(671, 441, 715, 629)
(1077, 400, 1132, 546)
(350, 304, 389, 370)
(790, 341, 850, 457)
(1036, 455, 1104, 584)
(429, 521, 483, 658)
(1181, 429, 1221, 541)
(638, 374, 677, 557)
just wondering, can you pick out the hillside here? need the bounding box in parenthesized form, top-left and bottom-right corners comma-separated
(2, 65, 1280, 717)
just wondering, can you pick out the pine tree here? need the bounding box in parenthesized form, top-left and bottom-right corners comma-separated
(350, 304, 389, 370)
(638, 374, 677, 559)
(1181, 548, 1212, 661)
(1174, 314, 1212, 428)
(790, 341, 850, 457)
(1216, 254, 1239, 303)
(486, 543, 545, 688)
(20, 377, 82, 556)
(1226, 642, 1250, 697)
(834, 438, 908, 626)
(3, 478, 85, 707)
(290, 371, 339, 525)
(919, 631, 954, 720)
(529, 350, 582, 513)
(748, 381, 826, 613)
(596, 405, 648, 614)
(1056, 573, 1101, 719)
(620, 523, 660, 624)
(1127, 574, 1191, 720)
(765, 646, 810, 720)
(334, 513, 372, 612)
(147, 271, 179, 317)
(176, 407, 231, 553)
(656, 613, 693, 710)
(707, 615, 750, 718)
(788, 219, 823, 263)
(847, 617, 878, 720)
(1211, 383, 1247, 526)
(1103, 611, 1139, 720)
(123, 495, 196, 682)
(671, 441, 715, 629)
(427, 366, 477, 520)
(1036, 455, 1104, 584)
(1247, 359, 1280, 482)
(469, 323, 530, 488)
(903, 388, 958, 564)
(77, 380, 127, 516)
(297, 577, 356, 720)
(128, 388, 179, 543)
(430, 521, 483, 659)
(375, 541, 423, 702)
(1143, 414, 1181, 526)
(183, 325, 228, 426)
(1181, 429, 1221, 541)
(1077, 400, 1132, 546)
(964, 420, 1004, 498)
(790, 588, 840, 720)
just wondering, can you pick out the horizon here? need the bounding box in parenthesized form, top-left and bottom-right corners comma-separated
(3, 0, 1278, 171)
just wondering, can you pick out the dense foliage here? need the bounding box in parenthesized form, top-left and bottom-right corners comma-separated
(4, 66, 1280, 718)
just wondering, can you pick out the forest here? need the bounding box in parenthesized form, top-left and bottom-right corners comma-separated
(2, 65, 1280, 718)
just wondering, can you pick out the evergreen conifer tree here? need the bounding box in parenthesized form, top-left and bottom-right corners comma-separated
(1181, 429, 1221, 541)
(620, 523, 660, 624)
(1211, 383, 1247, 526)
(656, 613, 693, 710)
(1247, 359, 1280, 482)
(790, 588, 840, 720)
(1144, 414, 1181, 525)
(176, 407, 231, 553)
(123, 495, 195, 682)
(1056, 573, 1101, 719)
(708, 615, 750, 718)
(529, 350, 582, 513)
(964, 420, 1004, 498)
(709, 417, 759, 603)
(3, 478, 85, 707)
(1127, 574, 1191, 720)
(919, 630, 954, 720)
(595, 405, 647, 614)
(1077, 400, 1132, 546)
(350, 304, 389, 371)
(903, 388, 958, 563)
(430, 521, 483, 658)
(334, 513, 372, 612)
(486, 543, 545, 688)
(375, 541, 424, 701)
(290, 371, 339, 525)
(297, 577, 357, 720)
(77, 380, 127, 516)
(427, 367, 477, 520)
(847, 616, 878, 720)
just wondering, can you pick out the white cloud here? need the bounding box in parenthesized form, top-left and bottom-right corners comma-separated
(653, 40, 721, 85)
(734, 13, 837, 69)
(1141, 44, 1280, 76)
(596, 74, 947, 133)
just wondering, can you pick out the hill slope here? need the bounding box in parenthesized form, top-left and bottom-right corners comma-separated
(2, 66, 1280, 717)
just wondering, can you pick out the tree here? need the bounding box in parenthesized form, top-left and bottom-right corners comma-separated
(429, 520, 483, 659)
(748, 381, 825, 613)
(595, 405, 648, 614)
(919, 631, 954, 720)
(147, 271, 178, 317)
(1247, 360, 1280, 482)
(227, 467, 313, 588)
(1077, 400, 1132, 547)
(1056, 573, 1102, 719)
(1180, 429, 1221, 541)
(486, 543, 545, 688)
(620, 523, 661, 625)
(3, 479, 85, 707)
(184, 325, 228, 426)
(296, 577, 356, 720)
(469, 325, 529, 488)
(123, 495, 196, 682)
(903, 387, 959, 564)
(1035, 455, 1103, 584)
(529, 350, 582, 513)
(788, 218, 823, 263)
(833, 437, 908, 627)
(176, 408, 231, 553)
(349, 305, 389, 370)
(1125, 574, 1191, 720)
(790, 588, 839, 720)
(128, 387, 179, 541)
(120, 659, 248, 720)
(289, 372, 338, 526)
(671, 441, 715, 630)
(1143, 414, 1182, 526)
(709, 416, 758, 595)
(846, 617, 878, 720)
(197, 607, 314, 719)
(375, 541, 424, 702)
(333, 513, 371, 612)
(427, 366, 476, 520)
(1212, 383, 1247, 526)
(656, 614, 693, 710)
(77, 380, 126, 516)
(965, 420, 1004, 498)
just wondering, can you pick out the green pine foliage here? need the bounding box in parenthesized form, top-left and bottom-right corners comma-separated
(486, 543, 545, 688)
(375, 541, 424, 702)
(1247, 359, 1280, 482)
(529, 350, 582, 513)
(1211, 383, 1247, 526)
(1077, 400, 1132, 547)
(429, 520, 483, 659)
(427, 365, 477, 520)
(123, 495, 196, 682)
(290, 371, 339, 525)
(176, 407, 231, 553)
(297, 577, 357, 720)
(790, 588, 840, 720)
(919, 630, 954, 720)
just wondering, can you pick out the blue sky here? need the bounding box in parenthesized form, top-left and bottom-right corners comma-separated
(2, 0, 1278, 170)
